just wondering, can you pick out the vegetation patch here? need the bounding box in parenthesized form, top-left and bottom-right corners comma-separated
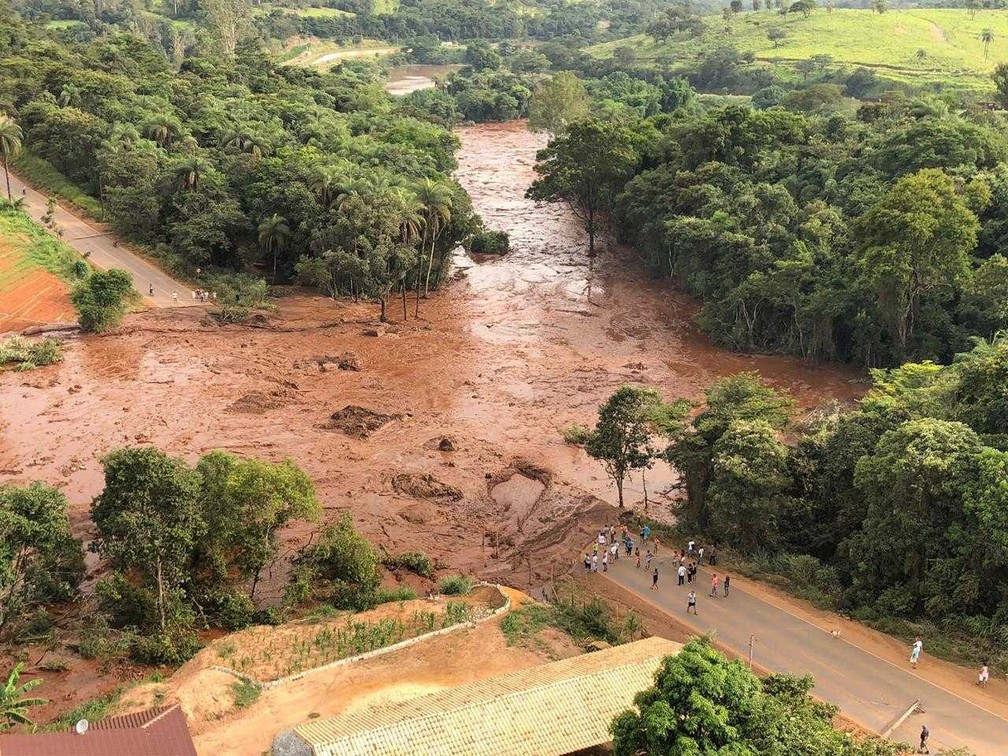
(230, 679, 261, 709)
(438, 574, 473, 595)
(381, 550, 435, 578)
(0, 336, 62, 371)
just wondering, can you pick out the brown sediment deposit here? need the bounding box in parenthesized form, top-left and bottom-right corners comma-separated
(0, 120, 863, 603)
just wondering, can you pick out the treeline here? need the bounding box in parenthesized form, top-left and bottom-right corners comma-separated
(528, 77, 1008, 366)
(581, 340, 1008, 664)
(673, 345, 1008, 660)
(0, 7, 475, 314)
(1, 448, 387, 664)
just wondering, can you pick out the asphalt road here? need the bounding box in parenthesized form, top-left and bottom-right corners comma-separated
(7, 172, 195, 308)
(602, 549, 1008, 755)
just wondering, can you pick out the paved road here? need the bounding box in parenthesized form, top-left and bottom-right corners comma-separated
(602, 550, 1008, 755)
(7, 172, 196, 308)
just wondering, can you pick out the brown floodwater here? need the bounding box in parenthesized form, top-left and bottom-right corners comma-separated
(385, 64, 462, 96)
(0, 120, 863, 592)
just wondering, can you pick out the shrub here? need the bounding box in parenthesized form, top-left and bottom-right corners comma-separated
(381, 551, 434, 578)
(374, 586, 417, 603)
(71, 268, 134, 332)
(467, 229, 510, 254)
(438, 574, 473, 595)
(561, 424, 593, 445)
(131, 629, 202, 665)
(213, 306, 251, 324)
(201, 589, 256, 631)
(231, 679, 261, 709)
(0, 336, 63, 369)
(288, 514, 381, 611)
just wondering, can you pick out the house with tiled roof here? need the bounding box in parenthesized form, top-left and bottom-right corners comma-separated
(273, 636, 681, 756)
(0, 703, 197, 756)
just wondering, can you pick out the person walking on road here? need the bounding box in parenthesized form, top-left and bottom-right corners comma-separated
(910, 636, 923, 668)
(602, 552, 609, 572)
(698, 546, 704, 563)
(636, 552, 641, 569)
(723, 574, 730, 596)
(651, 567, 659, 590)
(148, 283, 154, 296)
(919, 724, 929, 753)
(591, 553, 598, 573)
(979, 662, 989, 686)
(710, 573, 719, 597)
(645, 550, 653, 570)
(172, 291, 178, 304)
(677, 564, 686, 586)
(687, 589, 697, 614)
(583, 553, 591, 571)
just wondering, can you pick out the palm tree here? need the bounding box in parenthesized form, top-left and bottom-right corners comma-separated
(0, 117, 23, 203)
(144, 115, 180, 148)
(310, 165, 345, 208)
(57, 84, 80, 108)
(221, 129, 269, 158)
(416, 178, 453, 299)
(174, 156, 208, 190)
(1, 663, 46, 731)
(258, 214, 291, 282)
(981, 28, 995, 61)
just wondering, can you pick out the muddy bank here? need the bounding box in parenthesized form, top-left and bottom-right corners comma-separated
(0, 121, 862, 596)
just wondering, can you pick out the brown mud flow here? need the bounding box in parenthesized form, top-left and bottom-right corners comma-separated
(0, 121, 862, 598)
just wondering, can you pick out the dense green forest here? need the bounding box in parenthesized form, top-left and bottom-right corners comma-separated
(0, 1, 479, 317)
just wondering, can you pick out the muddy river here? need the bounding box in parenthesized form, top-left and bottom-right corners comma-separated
(0, 121, 861, 590)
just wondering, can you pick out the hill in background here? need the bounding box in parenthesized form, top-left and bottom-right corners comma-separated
(591, 8, 1008, 94)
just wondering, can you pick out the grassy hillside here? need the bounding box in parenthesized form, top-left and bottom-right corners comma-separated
(280, 39, 399, 67)
(591, 8, 1008, 94)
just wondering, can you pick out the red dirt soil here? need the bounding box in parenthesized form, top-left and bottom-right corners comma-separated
(0, 239, 75, 332)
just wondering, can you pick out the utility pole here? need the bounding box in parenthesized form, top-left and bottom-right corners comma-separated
(748, 634, 756, 670)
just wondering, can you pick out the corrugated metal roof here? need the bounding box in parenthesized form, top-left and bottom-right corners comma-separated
(0, 704, 198, 756)
(291, 636, 680, 756)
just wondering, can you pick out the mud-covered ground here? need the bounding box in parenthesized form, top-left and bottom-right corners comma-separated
(0, 121, 862, 607)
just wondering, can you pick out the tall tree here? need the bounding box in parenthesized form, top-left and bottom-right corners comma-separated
(91, 448, 203, 633)
(611, 638, 889, 755)
(0, 664, 45, 731)
(981, 28, 995, 61)
(258, 213, 291, 282)
(854, 169, 979, 354)
(528, 72, 590, 136)
(194, 452, 321, 600)
(585, 385, 662, 508)
(527, 119, 638, 256)
(0, 117, 23, 203)
(416, 178, 452, 302)
(0, 483, 84, 640)
(202, 0, 247, 58)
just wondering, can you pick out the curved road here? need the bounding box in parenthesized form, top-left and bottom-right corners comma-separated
(7, 173, 195, 308)
(604, 552, 1008, 755)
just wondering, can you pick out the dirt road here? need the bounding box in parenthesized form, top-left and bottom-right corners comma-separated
(602, 554, 1008, 754)
(8, 172, 196, 307)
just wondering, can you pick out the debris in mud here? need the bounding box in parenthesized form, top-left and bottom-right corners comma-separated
(362, 325, 397, 337)
(296, 352, 361, 372)
(398, 500, 441, 525)
(438, 437, 456, 452)
(391, 473, 463, 501)
(624, 362, 646, 371)
(325, 405, 401, 438)
(227, 390, 296, 414)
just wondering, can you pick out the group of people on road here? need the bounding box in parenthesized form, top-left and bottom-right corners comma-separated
(584, 526, 729, 616)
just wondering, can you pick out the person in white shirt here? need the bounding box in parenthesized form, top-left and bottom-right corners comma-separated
(677, 564, 686, 586)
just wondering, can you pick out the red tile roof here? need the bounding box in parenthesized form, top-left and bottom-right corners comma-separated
(0, 704, 197, 756)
